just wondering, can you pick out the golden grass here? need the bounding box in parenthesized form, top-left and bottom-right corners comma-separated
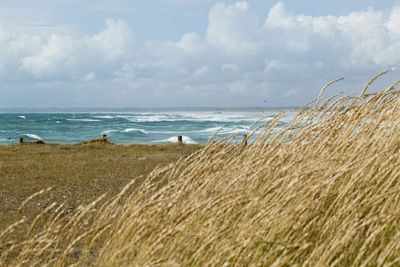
(2, 72, 400, 266)
(0, 143, 202, 242)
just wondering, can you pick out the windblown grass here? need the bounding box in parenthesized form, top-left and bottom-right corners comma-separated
(0, 143, 202, 242)
(2, 71, 400, 266)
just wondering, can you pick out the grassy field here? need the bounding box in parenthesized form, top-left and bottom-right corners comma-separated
(0, 142, 203, 241)
(2, 71, 400, 266)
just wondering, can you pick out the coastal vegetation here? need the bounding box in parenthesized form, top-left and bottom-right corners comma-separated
(1, 71, 400, 265)
(0, 142, 202, 242)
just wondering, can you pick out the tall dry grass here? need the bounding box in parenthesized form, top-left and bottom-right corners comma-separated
(2, 71, 400, 266)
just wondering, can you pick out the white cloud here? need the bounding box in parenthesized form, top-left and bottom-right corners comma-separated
(22, 35, 76, 78)
(82, 72, 96, 82)
(20, 19, 136, 79)
(176, 32, 203, 51)
(261, 3, 399, 68)
(193, 65, 210, 77)
(264, 2, 294, 29)
(93, 19, 135, 62)
(1, 2, 400, 107)
(386, 6, 400, 38)
(206, 2, 261, 53)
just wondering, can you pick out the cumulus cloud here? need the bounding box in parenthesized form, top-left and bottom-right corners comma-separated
(1, 1, 400, 107)
(176, 32, 203, 51)
(20, 19, 136, 79)
(386, 6, 400, 38)
(261, 3, 399, 68)
(207, 2, 261, 54)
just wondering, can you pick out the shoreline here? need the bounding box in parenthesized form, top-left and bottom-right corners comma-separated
(0, 137, 209, 146)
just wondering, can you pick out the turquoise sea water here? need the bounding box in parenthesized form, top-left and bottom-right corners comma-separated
(0, 111, 295, 144)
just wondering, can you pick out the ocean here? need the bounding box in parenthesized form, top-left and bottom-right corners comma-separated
(0, 111, 295, 144)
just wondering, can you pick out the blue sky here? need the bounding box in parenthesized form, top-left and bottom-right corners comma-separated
(0, 1, 399, 108)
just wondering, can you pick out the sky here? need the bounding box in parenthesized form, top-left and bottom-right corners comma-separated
(0, 0, 400, 108)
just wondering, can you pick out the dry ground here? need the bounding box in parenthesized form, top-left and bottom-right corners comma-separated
(0, 141, 203, 240)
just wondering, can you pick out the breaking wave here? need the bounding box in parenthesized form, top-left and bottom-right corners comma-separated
(93, 115, 114, 119)
(153, 135, 197, 144)
(122, 128, 149, 134)
(24, 134, 42, 140)
(66, 119, 101, 122)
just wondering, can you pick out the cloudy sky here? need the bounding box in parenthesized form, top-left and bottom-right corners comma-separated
(0, 0, 399, 108)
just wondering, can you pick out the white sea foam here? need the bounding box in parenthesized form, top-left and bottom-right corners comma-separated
(147, 130, 177, 134)
(177, 112, 272, 123)
(18, 115, 26, 119)
(127, 113, 275, 123)
(199, 125, 252, 135)
(56, 121, 61, 123)
(112, 112, 276, 124)
(103, 129, 118, 134)
(203, 126, 225, 133)
(25, 134, 42, 140)
(115, 115, 164, 122)
(153, 135, 197, 144)
(66, 119, 101, 122)
(126, 116, 168, 122)
(122, 128, 149, 134)
(93, 115, 114, 119)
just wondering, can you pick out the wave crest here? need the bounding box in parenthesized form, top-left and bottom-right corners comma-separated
(153, 135, 197, 144)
